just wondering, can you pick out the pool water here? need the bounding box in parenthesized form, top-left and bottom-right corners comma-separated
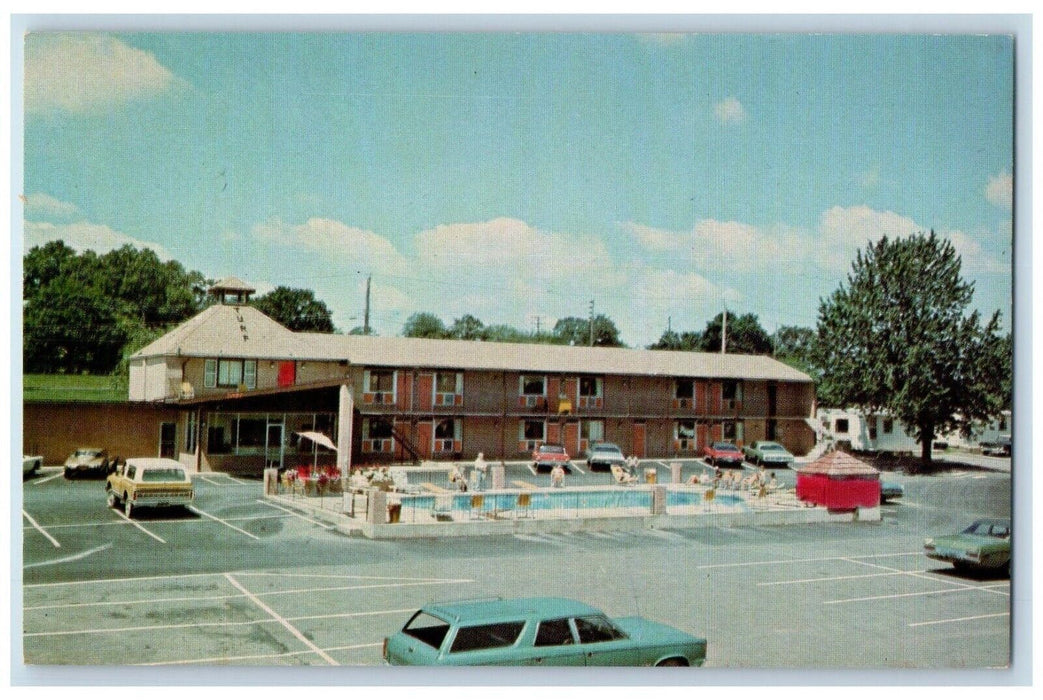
(401, 488, 744, 513)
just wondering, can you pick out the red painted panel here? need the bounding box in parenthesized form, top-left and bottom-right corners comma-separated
(563, 422, 579, 455)
(697, 424, 709, 450)
(696, 382, 707, 414)
(396, 372, 412, 410)
(632, 423, 646, 458)
(417, 373, 434, 411)
(709, 383, 722, 414)
(416, 421, 433, 458)
(547, 422, 561, 445)
(277, 361, 296, 387)
(796, 473, 881, 509)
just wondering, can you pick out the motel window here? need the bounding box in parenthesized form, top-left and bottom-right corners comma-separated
(520, 375, 546, 396)
(579, 377, 603, 397)
(234, 417, 267, 448)
(883, 418, 894, 434)
(204, 359, 217, 388)
(366, 370, 395, 393)
(723, 421, 744, 443)
(436, 372, 462, 394)
(675, 379, 694, 400)
(185, 412, 198, 453)
(869, 418, 878, 441)
(581, 420, 604, 442)
(435, 418, 459, 440)
(208, 359, 257, 389)
(365, 418, 394, 440)
(722, 381, 743, 402)
(521, 420, 546, 441)
(834, 419, 849, 435)
(998, 415, 1007, 431)
(676, 420, 696, 444)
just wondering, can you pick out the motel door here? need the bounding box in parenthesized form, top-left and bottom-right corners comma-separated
(563, 421, 580, 456)
(159, 422, 176, 458)
(266, 422, 285, 469)
(631, 423, 646, 458)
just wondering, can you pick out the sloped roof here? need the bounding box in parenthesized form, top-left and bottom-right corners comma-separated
(209, 276, 255, 293)
(132, 304, 300, 359)
(133, 306, 813, 382)
(798, 450, 880, 477)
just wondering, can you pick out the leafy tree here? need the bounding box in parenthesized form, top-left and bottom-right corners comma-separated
(252, 286, 336, 333)
(697, 312, 772, 354)
(23, 277, 126, 373)
(648, 329, 702, 351)
(771, 325, 821, 379)
(402, 312, 448, 339)
(812, 231, 1011, 463)
(552, 314, 624, 347)
(482, 323, 530, 343)
(449, 314, 486, 340)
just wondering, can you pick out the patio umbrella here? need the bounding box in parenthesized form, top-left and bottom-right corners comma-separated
(296, 431, 338, 452)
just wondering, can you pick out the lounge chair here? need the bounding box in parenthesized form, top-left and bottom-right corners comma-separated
(611, 464, 637, 485)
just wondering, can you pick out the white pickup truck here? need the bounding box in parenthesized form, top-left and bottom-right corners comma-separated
(105, 457, 194, 518)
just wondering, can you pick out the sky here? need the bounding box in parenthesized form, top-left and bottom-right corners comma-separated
(19, 31, 1014, 347)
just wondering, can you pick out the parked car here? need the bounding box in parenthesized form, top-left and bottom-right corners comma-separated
(741, 441, 794, 467)
(105, 457, 194, 518)
(702, 441, 744, 468)
(981, 435, 1012, 457)
(532, 444, 572, 473)
(384, 597, 706, 666)
(23, 455, 43, 477)
(924, 518, 1011, 572)
(63, 447, 110, 479)
(880, 481, 904, 503)
(584, 442, 626, 471)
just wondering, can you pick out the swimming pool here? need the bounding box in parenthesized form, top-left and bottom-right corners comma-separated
(400, 487, 745, 514)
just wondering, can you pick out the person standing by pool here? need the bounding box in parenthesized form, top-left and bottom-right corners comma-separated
(550, 463, 565, 488)
(472, 452, 488, 490)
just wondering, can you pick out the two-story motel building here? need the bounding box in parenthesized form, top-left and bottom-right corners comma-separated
(103, 279, 816, 475)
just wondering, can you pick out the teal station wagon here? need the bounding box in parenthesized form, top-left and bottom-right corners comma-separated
(383, 597, 706, 666)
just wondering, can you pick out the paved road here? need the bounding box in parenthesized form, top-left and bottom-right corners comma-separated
(19, 464, 1013, 676)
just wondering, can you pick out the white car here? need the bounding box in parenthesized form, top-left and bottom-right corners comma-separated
(23, 455, 43, 477)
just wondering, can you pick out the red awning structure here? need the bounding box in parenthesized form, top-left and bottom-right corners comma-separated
(796, 450, 881, 510)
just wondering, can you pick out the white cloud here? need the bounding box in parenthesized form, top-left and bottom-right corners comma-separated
(25, 33, 178, 113)
(24, 220, 173, 259)
(623, 219, 803, 271)
(985, 172, 1012, 208)
(251, 217, 410, 275)
(713, 97, 746, 124)
(21, 192, 82, 222)
(816, 205, 921, 270)
(945, 230, 1009, 275)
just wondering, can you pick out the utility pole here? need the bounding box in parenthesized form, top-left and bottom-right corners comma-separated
(588, 299, 595, 347)
(721, 306, 727, 354)
(363, 275, 371, 335)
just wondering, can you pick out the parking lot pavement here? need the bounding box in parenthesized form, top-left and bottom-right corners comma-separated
(20, 467, 1012, 670)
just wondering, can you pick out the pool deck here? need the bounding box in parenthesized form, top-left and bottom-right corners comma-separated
(266, 481, 880, 539)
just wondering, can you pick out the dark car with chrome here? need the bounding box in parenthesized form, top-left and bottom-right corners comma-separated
(584, 442, 626, 471)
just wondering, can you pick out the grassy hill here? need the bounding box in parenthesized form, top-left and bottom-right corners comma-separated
(23, 374, 128, 403)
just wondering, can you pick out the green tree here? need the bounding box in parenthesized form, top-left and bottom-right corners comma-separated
(698, 312, 772, 354)
(402, 312, 448, 339)
(552, 314, 624, 347)
(648, 329, 702, 351)
(812, 231, 1011, 464)
(772, 325, 821, 379)
(23, 277, 126, 373)
(252, 286, 336, 332)
(448, 314, 486, 340)
(482, 323, 530, 343)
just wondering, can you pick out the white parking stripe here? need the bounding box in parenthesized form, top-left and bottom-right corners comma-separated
(570, 462, 586, 475)
(196, 474, 225, 486)
(22, 510, 61, 548)
(188, 505, 261, 540)
(30, 472, 64, 486)
(137, 642, 383, 666)
(112, 509, 167, 544)
(908, 612, 1009, 628)
(256, 499, 335, 528)
(224, 573, 339, 665)
(839, 557, 1012, 598)
(758, 569, 928, 586)
(25, 544, 112, 569)
(826, 582, 1009, 605)
(695, 551, 924, 569)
